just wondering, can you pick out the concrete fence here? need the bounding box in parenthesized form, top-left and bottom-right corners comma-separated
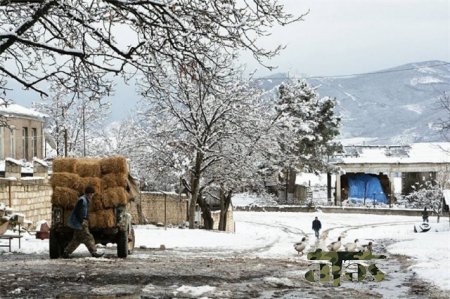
(235, 205, 435, 217)
(129, 192, 188, 226)
(0, 178, 52, 224)
(211, 206, 235, 232)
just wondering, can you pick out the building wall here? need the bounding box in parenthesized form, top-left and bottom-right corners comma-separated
(0, 178, 52, 225)
(0, 117, 44, 160)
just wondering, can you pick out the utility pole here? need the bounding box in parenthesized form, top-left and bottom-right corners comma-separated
(82, 98, 86, 157)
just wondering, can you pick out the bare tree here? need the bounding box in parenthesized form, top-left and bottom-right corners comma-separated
(0, 1, 304, 97)
(133, 54, 266, 229)
(33, 80, 111, 156)
(0, 99, 13, 128)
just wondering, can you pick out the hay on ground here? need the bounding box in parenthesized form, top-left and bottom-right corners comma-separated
(102, 187, 128, 208)
(52, 158, 77, 173)
(74, 159, 101, 178)
(100, 156, 128, 175)
(50, 172, 81, 190)
(51, 187, 79, 209)
(102, 172, 128, 189)
(89, 209, 115, 229)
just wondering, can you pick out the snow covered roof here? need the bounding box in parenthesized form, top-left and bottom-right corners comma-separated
(0, 99, 47, 120)
(333, 142, 450, 164)
(0, 159, 33, 174)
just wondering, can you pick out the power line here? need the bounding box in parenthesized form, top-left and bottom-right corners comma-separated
(253, 61, 450, 81)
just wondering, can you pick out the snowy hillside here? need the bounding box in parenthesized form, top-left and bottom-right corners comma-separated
(256, 61, 450, 144)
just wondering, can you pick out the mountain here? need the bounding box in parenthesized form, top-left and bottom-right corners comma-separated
(255, 61, 450, 145)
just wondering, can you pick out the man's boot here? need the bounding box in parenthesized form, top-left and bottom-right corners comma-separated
(91, 251, 104, 258)
(62, 251, 70, 259)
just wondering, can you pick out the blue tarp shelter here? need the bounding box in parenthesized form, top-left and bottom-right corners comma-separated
(347, 174, 387, 203)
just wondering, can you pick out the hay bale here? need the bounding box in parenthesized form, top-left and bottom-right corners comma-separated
(86, 211, 96, 228)
(89, 194, 104, 212)
(102, 187, 128, 208)
(78, 177, 102, 195)
(102, 173, 128, 189)
(52, 158, 77, 173)
(74, 159, 101, 178)
(51, 187, 79, 209)
(50, 172, 81, 190)
(100, 156, 128, 175)
(89, 209, 115, 229)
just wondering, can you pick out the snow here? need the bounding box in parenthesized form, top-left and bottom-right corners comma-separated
(295, 172, 328, 187)
(403, 104, 422, 114)
(338, 137, 380, 146)
(410, 76, 443, 86)
(0, 99, 47, 119)
(175, 285, 216, 297)
(32, 157, 48, 167)
(3, 210, 449, 293)
(336, 142, 450, 164)
(232, 192, 278, 207)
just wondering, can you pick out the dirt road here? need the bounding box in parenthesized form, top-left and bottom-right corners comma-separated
(1, 215, 448, 298)
(0, 245, 446, 299)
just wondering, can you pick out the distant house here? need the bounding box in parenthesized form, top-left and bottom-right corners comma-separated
(331, 143, 450, 205)
(0, 100, 47, 161)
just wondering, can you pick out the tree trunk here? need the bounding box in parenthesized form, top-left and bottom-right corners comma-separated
(189, 151, 203, 229)
(197, 192, 213, 230)
(219, 189, 232, 231)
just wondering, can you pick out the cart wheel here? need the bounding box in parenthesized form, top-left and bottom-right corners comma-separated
(117, 229, 128, 258)
(49, 230, 62, 259)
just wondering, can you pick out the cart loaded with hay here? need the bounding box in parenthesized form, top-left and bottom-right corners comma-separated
(49, 156, 138, 258)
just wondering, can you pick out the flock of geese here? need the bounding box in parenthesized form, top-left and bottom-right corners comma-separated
(294, 234, 373, 256)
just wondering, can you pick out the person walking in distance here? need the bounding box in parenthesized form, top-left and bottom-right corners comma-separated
(63, 186, 104, 258)
(312, 216, 322, 239)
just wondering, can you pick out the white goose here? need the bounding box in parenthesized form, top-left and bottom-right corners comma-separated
(361, 241, 373, 253)
(319, 230, 329, 241)
(343, 239, 359, 252)
(294, 237, 308, 255)
(327, 236, 342, 251)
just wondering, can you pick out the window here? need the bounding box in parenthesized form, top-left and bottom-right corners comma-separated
(22, 127, 28, 160)
(10, 129, 15, 159)
(0, 127, 4, 159)
(32, 128, 37, 158)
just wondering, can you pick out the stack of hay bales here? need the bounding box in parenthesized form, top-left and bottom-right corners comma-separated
(50, 157, 132, 229)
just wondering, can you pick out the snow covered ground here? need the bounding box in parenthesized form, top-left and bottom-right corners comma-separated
(2, 210, 449, 294)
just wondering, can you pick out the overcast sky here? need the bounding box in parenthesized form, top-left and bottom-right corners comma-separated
(241, 0, 449, 77)
(10, 0, 450, 120)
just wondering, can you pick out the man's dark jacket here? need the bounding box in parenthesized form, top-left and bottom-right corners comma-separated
(312, 219, 322, 230)
(68, 195, 89, 230)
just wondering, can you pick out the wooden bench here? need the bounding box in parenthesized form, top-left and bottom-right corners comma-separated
(0, 224, 22, 252)
(0, 234, 22, 252)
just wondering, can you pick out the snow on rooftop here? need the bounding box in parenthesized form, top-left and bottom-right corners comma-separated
(32, 157, 48, 167)
(335, 142, 450, 164)
(5, 157, 23, 165)
(0, 99, 47, 120)
(1, 159, 36, 173)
